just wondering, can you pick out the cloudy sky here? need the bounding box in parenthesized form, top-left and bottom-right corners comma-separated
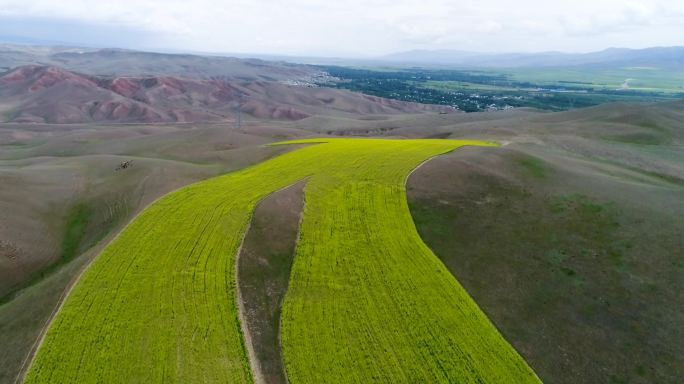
(0, 0, 683, 56)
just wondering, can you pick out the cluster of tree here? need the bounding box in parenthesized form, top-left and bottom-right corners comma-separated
(321, 66, 507, 83)
(317, 66, 681, 112)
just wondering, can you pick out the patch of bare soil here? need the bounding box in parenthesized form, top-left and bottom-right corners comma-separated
(237, 181, 306, 384)
(0, 241, 18, 261)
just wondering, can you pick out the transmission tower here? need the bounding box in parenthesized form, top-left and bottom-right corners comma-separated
(232, 90, 243, 130)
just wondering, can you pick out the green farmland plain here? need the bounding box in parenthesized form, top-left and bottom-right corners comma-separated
(25, 138, 539, 383)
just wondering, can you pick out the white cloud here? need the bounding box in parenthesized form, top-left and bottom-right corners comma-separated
(0, 0, 683, 55)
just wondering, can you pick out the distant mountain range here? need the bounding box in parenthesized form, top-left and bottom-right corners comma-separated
(0, 44, 320, 81)
(380, 47, 684, 68)
(180, 46, 684, 70)
(4, 42, 684, 72)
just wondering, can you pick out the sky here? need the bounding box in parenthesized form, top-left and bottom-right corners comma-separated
(0, 0, 683, 57)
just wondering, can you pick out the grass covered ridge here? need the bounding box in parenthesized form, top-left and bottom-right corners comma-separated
(26, 138, 538, 383)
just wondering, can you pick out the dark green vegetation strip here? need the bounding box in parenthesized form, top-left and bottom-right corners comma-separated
(407, 147, 684, 384)
(0, 204, 92, 306)
(516, 154, 549, 179)
(60, 204, 91, 264)
(26, 139, 539, 383)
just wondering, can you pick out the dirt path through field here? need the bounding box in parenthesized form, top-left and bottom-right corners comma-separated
(236, 181, 305, 384)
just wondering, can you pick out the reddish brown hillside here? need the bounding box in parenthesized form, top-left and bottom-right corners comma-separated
(0, 65, 453, 124)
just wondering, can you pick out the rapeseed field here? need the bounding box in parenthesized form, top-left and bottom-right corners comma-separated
(26, 139, 539, 383)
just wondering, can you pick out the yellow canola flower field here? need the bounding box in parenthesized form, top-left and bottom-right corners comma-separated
(26, 138, 540, 383)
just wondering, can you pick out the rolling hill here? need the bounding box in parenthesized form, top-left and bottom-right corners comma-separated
(1, 99, 682, 383)
(0, 65, 452, 124)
